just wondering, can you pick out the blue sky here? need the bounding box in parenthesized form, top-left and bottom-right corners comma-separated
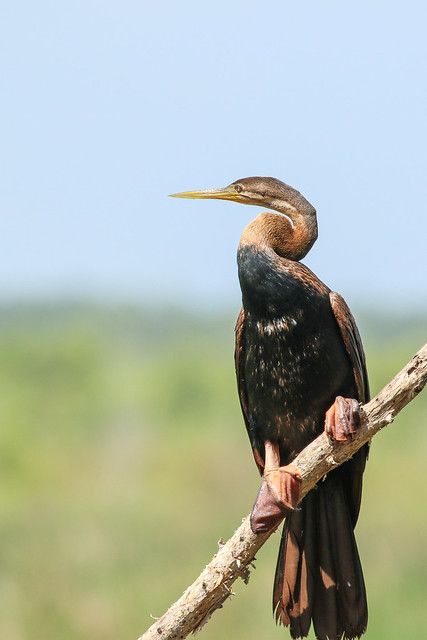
(2, 1, 426, 311)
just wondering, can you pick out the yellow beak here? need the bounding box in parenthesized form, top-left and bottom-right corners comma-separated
(169, 186, 239, 202)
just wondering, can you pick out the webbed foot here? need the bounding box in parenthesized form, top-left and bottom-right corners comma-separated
(325, 396, 361, 441)
(250, 442, 301, 533)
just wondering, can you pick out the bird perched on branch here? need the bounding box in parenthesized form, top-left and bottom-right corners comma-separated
(171, 177, 369, 640)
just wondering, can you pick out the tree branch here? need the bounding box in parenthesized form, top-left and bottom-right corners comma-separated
(139, 343, 427, 640)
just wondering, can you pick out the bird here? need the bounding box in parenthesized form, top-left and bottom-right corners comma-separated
(170, 177, 369, 640)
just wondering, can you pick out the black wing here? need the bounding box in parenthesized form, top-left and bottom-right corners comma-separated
(234, 307, 264, 475)
(329, 292, 370, 403)
(330, 291, 370, 525)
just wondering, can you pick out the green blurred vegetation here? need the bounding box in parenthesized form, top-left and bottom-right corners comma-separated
(0, 303, 425, 640)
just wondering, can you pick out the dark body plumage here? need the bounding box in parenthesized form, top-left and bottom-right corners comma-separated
(235, 243, 369, 639)
(238, 245, 357, 462)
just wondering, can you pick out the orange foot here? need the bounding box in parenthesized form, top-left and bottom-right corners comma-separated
(325, 395, 361, 441)
(250, 441, 301, 534)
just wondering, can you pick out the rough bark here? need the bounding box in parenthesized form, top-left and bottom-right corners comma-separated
(139, 343, 427, 640)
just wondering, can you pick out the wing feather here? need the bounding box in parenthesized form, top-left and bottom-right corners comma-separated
(330, 291, 370, 525)
(234, 308, 264, 474)
(329, 292, 370, 403)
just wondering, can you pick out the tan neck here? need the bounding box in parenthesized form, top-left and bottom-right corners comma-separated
(239, 211, 318, 261)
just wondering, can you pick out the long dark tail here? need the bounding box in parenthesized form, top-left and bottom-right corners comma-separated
(273, 475, 367, 640)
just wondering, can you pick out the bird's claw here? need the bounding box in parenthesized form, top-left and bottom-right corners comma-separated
(250, 463, 301, 533)
(325, 396, 360, 441)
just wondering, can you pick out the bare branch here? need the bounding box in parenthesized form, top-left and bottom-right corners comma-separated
(139, 343, 427, 640)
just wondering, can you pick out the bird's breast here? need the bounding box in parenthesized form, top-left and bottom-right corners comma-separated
(237, 244, 327, 317)
(237, 244, 354, 463)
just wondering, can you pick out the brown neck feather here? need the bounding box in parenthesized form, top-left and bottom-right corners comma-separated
(239, 211, 318, 261)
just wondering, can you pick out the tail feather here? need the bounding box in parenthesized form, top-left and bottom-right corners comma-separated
(273, 474, 367, 640)
(273, 507, 302, 626)
(297, 499, 316, 637)
(312, 486, 343, 640)
(273, 492, 316, 637)
(324, 479, 367, 637)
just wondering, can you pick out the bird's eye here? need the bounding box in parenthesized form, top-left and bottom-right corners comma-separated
(234, 184, 243, 193)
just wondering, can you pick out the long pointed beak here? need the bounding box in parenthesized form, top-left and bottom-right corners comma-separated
(169, 186, 239, 202)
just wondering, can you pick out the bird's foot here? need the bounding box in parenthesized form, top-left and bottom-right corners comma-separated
(325, 396, 361, 441)
(250, 442, 301, 534)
